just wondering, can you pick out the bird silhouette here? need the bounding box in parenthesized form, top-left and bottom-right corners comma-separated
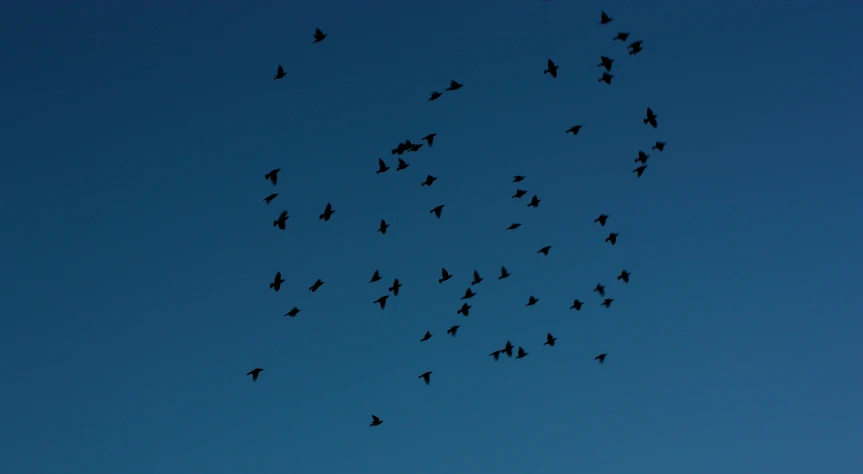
(265, 168, 281, 185)
(652, 141, 666, 151)
(635, 151, 649, 164)
(392, 142, 408, 155)
(429, 91, 442, 101)
(544, 333, 557, 347)
(544, 58, 559, 78)
(506, 223, 522, 230)
(430, 205, 444, 218)
(370, 414, 383, 426)
(247, 368, 264, 382)
(594, 284, 606, 296)
(419, 371, 432, 385)
(439, 268, 453, 284)
(445, 80, 463, 91)
(633, 165, 647, 177)
(420, 331, 432, 342)
(376, 158, 390, 174)
(606, 233, 619, 245)
(421, 175, 438, 186)
(613, 32, 630, 42)
(447, 325, 460, 336)
(566, 125, 583, 135)
(388, 278, 402, 296)
(273, 65, 286, 80)
(409, 143, 423, 152)
(490, 350, 502, 361)
(628, 40, 644, 55)
(285, 306, 301, 317)
(617, 270, 631, 283)
(598, 72, 613, 84)
(273, 210, 289, 230)
(599, 10, 612, 24)
(503, 341, 515, 357)
(498, 266, 511, 280)
(527, 195, 541, 207)
(374, 295, 389, 310)
(457, 303, 471, 316)
(595, 353, 607, 364)
(595, 214, 609, 226)
(512, 189, 528, 199)
(526, 295, 539, 306)
(598, 56, 614, 71)
(570, 299, 583, 310)
(471, 270, 483, 285)
(313, 28, 327, 43)
(370, 270, 382, 282)
(270, 272, 285, 291)
(319, 202, 335, 221)
(601, 298, 614, 308)
(309, 279, 324, 292)
(422, 133, 437, 146)
(644, 107, 659, 128)
(513, 175, 525, 183)
(538, 246, 551, 256)
(264, 193, 278, 204)
(378, 219, 390, 234)
(396, 158, 409, 171)
(516, 346, 528, 359)
(461, 288, 476, 300)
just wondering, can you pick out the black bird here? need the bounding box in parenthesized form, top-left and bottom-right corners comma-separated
(599, 10, 612, 24)
(265, 168, 281, 185)
(396, 158, 409, 171)
(392, 142, 408, 155)
(376, 158, 390, 174)
(429, 91, 443, 101)
(513, 175, 525, 183)
(598, 56, 614, 71)
(633, 165, 647, 177)
(598, 72, 613, 84)
(445, 80, 463, 91)
(439, 268, 453, 284)
(404, 139, 416, 150)
(652, 141, 666, 151)
(594, 283, 606, 296)
(419, 371, 432, 385)
(566, 125, 583, 135)
(490, 350, 502, 361)
(285, 306, 301, 317)
(628, 40, 644, 55)
(601, 298, 614, 308)
(617, 270, 631, 283)
(570, 299, 583, 311)
(498, 266, 511, 280)
(613, 32, 630, 42)
(264, 193, 278, 204)
(313, 28, 327, 43)
(512, 189, 528, 199)
(309, 279, 324, 292)
(389, 278, 402, 296)
(409, 143, 423, 152)
(516, 346, 528, 359)
(247, 368, 264, 382)
(447, 325, 460, 336)
(270, 271, 285, 291)
(606, 233, 619, 245)
(527, 195, 541, 207)
(544, 333, 557, 347)
(370, 270, 382, 283)
(273, 210, 289, 230)
(420, 331, 432, 342)
(544, 58, 559, 78)
(422, 133, 437, 146)
(506, 223, 522, 230)
(471, 270, 483, 285)
(644, 107, 659, 128)
(594, 214, 609, 226)
(319, 202, 335, 221)
(370, 414, 383, 426)
(526, 295, 539, 306)
(635, 151, 649, 164)
(538, 246, 551, 256)
(378, 219, 390, 234)
(503, 341, 515, 357)
(421, 175, 437, 186)
(273, 65, 286, 80)
(374, 295, 389, 310)
(461, 288, 476, 300)
(430, 205, 444, 218)
(457, 302, 472, 316)
(595, 353, 607, 364)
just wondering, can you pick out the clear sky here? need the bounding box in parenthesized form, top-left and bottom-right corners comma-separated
(1, 1, 861, 473)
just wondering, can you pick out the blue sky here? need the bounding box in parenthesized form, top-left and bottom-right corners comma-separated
(1, 1, 861, 473)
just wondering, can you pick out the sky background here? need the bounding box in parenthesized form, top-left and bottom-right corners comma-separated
(1, 1, 861, 473)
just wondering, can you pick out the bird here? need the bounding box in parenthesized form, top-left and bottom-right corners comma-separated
(513, 175, 525, 182)
(516, 346, 528, 359)
(594, 214, 609, 226)
(570, 299, 583, 311)
(628, 40, 644, 55)
(599, 10, 612, 24)
(309, 279, 324, 292)
(312, 28, 327, 43)
(273, 210, 288, 230)
(319, 202, 335, 221)
(512, 189, 528, 199)
(388, 278, 402, 296)
(285, 306, 301, 317)
(601, 298, 614, 308)
(265, 168, 281, 185)
(270, 272, 285, 291)
(471, 270, 483, 285)
(566, 125, 583, 135)
(605, 233, 619, 245)
(633, 165, 647, 177)
(430, 205, 444, 218)
(598, 56, 614, 71)
(392, 142, 408, 155)
(652, 141, 666, 151)
(376, 158, 390, 174)
(369, 415, 383, 426)
(613, 32, 630, 42)
(643, 107, 659, 128)
(595, 353, 607, 364)
(447, 325, 460, 336)
(544, 58, 559, 78)
(264, 193, 278, 204)
(503, 341, 515, 357)
(370, 270, 382, 283)
(526, 295, 539, 306)
(461, 288, 476, 300)
(598, 72, 613, 84)
(635, 151, 649, 164)
(378, 219, 390, 234)
(273, 65, 286, 80)
(409, 143, 423, 152)
(544, 333, 557, 347)
(422, 133, 437, 146)
(396, 158, 409, 171)
(445, 80, 463, 91)
(594, 284, 606, 296)
(498, 266, 511, 280)
(537, 246, 551, 256)
(419, 371, 432, 385)
(429, 91, 442, 101)
(420, 331, 432, 342)
(421, 175, 437, 186)
(617, 270, 631, 283)
(506, 223, 522, 230)
(527, 195, 541, 207)
(457, 303, 471, 316)
(247, 368, 264, 382)
(374, 295, 389, 310)
(439, 268, 453, 284)
(490, 350, 502, 361)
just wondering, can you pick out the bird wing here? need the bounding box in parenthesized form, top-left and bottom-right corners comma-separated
(378, 158, 386, 168)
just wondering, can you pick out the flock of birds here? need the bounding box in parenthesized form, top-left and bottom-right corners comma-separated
(250, 10, 669, 428)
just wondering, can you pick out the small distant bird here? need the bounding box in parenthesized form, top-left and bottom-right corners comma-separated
(319, 202, 335, 221)
(422, 133, 437, 146)
(471, 270, 483, 285)
(512, 189, 528, 199)
(374, 295, 389, 310)
(528, 195, 541, 207)
(370, 270, 382, 282)
(538, 246, 551, 256)
(265, 168, 281, 185)
(429, 91, 443, 101)
(419, 371, 432, 385)
(273, 210, 288, 230)
(595, 214, 609, 226)
(421, 175, 437, 186)
(643, 107, 658, 128)
(633, 165, 647, 177)
(566, 125, 583, 135)
(606, 233, 619, 245)
(635, 151, 649, 164)
(447, 325, 460, 336)
(599, 10, 612, 24)
(420, 331, 432, 342)
(376, 158, 390, 174)
(430, 205, 444, 218)
(506, 223, 522, 230)
(273, 65, 286, 80)
(598, 72, 613, 84)
(617, 270, 631, 283)
(445, 80, 463, 91)
(409, 143, 423, 152)
(264, 193, 278, 204)
(526, 295, 539, 306)
(594, 284, 606, 296)
(598, 56, 614, 72)
(570, 299, 583, 310)
(503, 341, 515, 357)
(513, 175, 525, 183)
(313, 28, 327, 43)
(601, 298, 614, 308)
(247, 368, 264, 382)
(439, 268, 453, 284)
(628, 40, 644, 55)
(595, 353, 607, 364)
(389, 278, 402, 296)
(461, 288, 476, 300)
(392, 142, 408, 155)
(544, 333, 557, 347)
(270, 271, 285, 291)
(516, 346, 528, 359)
(285, 306, 301, 317)
(490, 350, 502, 361)
(378, 219, 390, 234)
(396, 158, 409, 171)
(652, 141, 666, 151)
(498, 266, 511, 280)
(309, 279, 324, 292)
(370, 415, 383, 427)
(544, 58, 559, 78)
(457, 302, 471, 316)
(613, 32, 630, 42)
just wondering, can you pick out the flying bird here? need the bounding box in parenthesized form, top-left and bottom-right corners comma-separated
(503, 341, 515, 357)
(512, 189, 528, 199)
(421, 175, 438, 186)
(285, 306, 301, 317)
(652, 141, 666, 151)
(598, 56, 614, 71)
(409, 143, 423, 152)
(439, 268, 453, 284)
(319, 202, 335, 221)
(601, 298, 614, 308)
(544, 333, 557, 347)
(447, 325, 460, 336)
(430, 205, 445, 218)
(247, 368, 264, 382)
(506, 223, 522, 230)
(461, 288, 476, 300)
(309, 279, 324, 292)
(273, 210, 289, 230)
(513, 175, 525, 182)
(457, 302, 471, 316)
(598, 72, 613, 84)
(594, 214, 609, 226)
(527, 195, 541, 207)
(270, 271, 285, 291)
(471, 270, 483, 285)
(370, 270, 382, 282)
(378, 219, 390, 234)
(498, 266, 511, 280)
(429, 91, 442, 101)
(570, 299, 583, 310)
(273, 65, 286, 80)
(635, 151, 649, 164)
(265, 168, 281, 185)
(376, 158, 390, 174)
(388, 278, 402, 296)
(516, 346, 529, 359)
(566, 125, 583, 135)
(633, 165, 647, 177)
(392, 142, 408, 155)
(370, 414, 383, 426)
(420, 331, 432, 342)
(605, 233, 618, 245)
(396, 158, 409, 171)
(613, 32, 630, 42)
(599, 10, 612, 24)
(617, 270, 631, 283)
(526, 295, 539, 306)
(264, 193, 278, 204)
(419, 371, 432, 385)
(537, 246, 551, 256)
(594, 284, 606, 296)
(422, 133, 437, 146)
(313, 28, 327, 43)
(490, 350, 502, 361)
(628, 40, 644, 55)
(643, 107, 659, 128)
(374, 295, 389, 310)
(544, 58, 559, 78)
(445, 80, 463, 91)
(595, 353, 607, 364)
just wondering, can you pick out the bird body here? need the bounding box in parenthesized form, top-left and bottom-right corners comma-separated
(544, 59, 559, 78)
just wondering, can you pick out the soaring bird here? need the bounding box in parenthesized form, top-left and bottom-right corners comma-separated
(285, 306, 301, 317)
(265, 168, 281, 185)
(247, 368, 264, 382)
(422, 133, 437, 146)
(490, 350, 502, 361)
(594, 214, 609, 226)
(419, 371, 433, 385)
(595, 353, 607, 364)
(570, 299, 583, 311)
(513, 175, 526, 183)
(447, 325, 460, 336)
(526, 295, 539, 306)
(319, 202, 335, 221)
(264, 193, 278, 204)
(544, 58, 559, 78)
(270, 271, 285, 291)
(613, 32, 630, 42)
(376, 158, 390, 174)
(461, 288, 476, 300)
(378, 219, 390, 234)
(430, 205, 445, 218)
(643, 107, 659, 128)
(396, 158, 409, 171)
(628, 40, 644, 55)
(618, 270, 631, 283)
(598, 56, 614, 71)
(471, 270, 483, 285)
(633, 165, 647, 177)
(601, 298, 614, 308)
(503, 341, 515, 357)
(273, 210, 289, 230)
(516, 346, 528, 359)
(457, 302, 471, 316)
(635, 151, 649, 164)
(498, 266, 511, 280)
(313, 28, 327, 43)
(388, 278, 402, 296)
(370, 270, 382, 282)
(528, 195, 541, 207)
(512, 189, 528, 199)
(421, 175, 438, 186)
(420, 331, 432, 342)
(605, 233, 619, 245)
(544, 333, 557, 347)
(538, 246, 551, 256)
(506, 223, 522, 230)
(598, 72, 613, 84)
(599, 10, 612, 24)
(309, 279, 324, 292)
(594, 283, 606, 296)
(429, 91, 443, 101)
(652, 141, 666, 151)
(369, 414, 383, 426)
(445, 80, 463, 91)
(273, 65, 286, 80)
(439, 268, 453, 284)
(566, 125, 583, 135)
(374, 295, 389, 310)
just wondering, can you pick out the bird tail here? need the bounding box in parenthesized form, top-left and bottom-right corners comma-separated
(319, 214, 324, 220)
(543, 69, 549, 74)
(273, 221, 278, 227)
(269, 283, 274, 288)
